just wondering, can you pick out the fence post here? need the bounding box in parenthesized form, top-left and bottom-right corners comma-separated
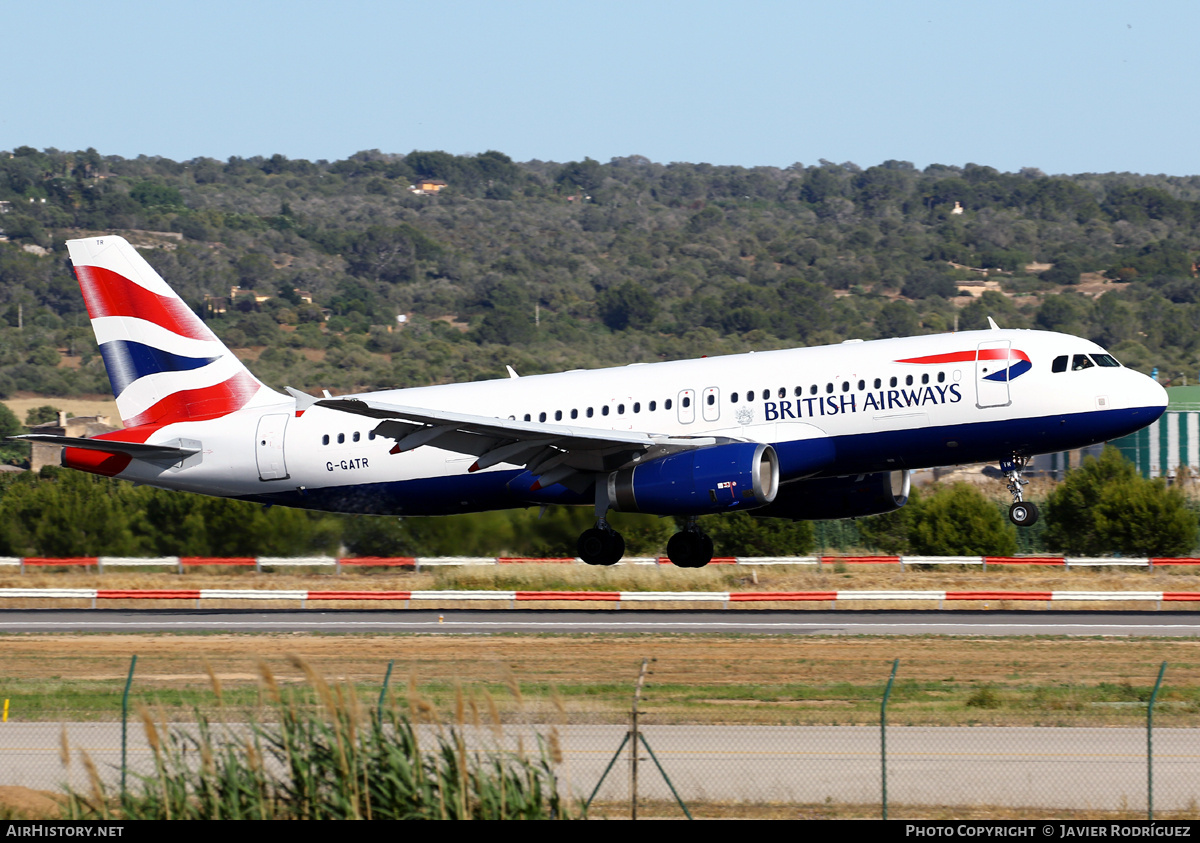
(630, 657, 649, 820)
(881, 658, 899, 820)
(120, 654, 137, 798)
(378, 659, 394, 726)
(1148, 661, 1167, 820)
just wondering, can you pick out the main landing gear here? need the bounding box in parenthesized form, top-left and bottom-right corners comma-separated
(576, 482, 715, 567)
(666, 518, 714, 568)
(1001, 455, 1039, 527)
(578, 521, 625, 566)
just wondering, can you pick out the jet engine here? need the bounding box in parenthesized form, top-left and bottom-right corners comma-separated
(752, 470, 911, 520)
(607, 442, 779, 516)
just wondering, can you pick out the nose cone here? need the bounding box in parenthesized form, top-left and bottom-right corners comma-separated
(1144, 373, 1169, 420)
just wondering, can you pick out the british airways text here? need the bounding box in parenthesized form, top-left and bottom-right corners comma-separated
(763, 384, 963, 421)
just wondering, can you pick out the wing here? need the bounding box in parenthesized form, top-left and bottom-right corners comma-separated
(315, 396, 734, 493)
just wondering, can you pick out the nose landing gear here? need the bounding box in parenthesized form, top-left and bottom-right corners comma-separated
(1001, 455, 1039, 527)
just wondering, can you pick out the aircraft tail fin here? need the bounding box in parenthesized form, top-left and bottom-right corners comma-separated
(66, 235, 282, 428)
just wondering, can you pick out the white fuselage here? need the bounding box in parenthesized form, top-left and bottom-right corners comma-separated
(102, 328, 1167, 516)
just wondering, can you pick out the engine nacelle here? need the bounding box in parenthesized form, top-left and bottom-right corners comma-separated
(752, 470, 911, 520)
(608, 442, 779, 516)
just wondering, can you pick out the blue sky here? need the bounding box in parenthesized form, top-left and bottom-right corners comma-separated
(5, 0, 1197, 175)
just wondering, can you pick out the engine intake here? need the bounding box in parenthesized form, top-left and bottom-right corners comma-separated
(753, 470, 910, 520)
(608, 442, 779, 516)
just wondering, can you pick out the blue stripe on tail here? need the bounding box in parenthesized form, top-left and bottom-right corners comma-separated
(98, 340, 219, 397)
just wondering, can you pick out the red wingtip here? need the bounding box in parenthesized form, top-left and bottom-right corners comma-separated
(530, 480, 543, 492)
(389, 444, 401, 455)
(468, 461, 480, 473)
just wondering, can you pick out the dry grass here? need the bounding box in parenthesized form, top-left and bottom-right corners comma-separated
(3, 561, 1200, 597)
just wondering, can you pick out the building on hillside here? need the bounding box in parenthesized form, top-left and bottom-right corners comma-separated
(28, 412, 119, 473)
(1110, 385, 1200, 480)
(409, 178, 448, 195)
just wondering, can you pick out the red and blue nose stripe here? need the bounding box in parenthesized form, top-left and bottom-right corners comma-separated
(895, 349, 1032, 382)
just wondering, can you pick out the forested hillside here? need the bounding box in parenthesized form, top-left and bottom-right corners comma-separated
(2, 145, 1199, 403)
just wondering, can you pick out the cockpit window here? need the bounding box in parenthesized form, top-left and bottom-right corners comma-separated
(1092, 353, 1121, 368)
(1072, 354, 1094, 371)
(1052, 355, 1068, 373)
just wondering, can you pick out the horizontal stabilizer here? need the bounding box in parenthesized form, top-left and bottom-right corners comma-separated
(9, 434, 200, 461)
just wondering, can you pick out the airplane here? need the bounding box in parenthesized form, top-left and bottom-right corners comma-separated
(9, 236, 1168, 567)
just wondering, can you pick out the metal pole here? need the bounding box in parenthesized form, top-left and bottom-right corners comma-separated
(1148, 661, 1167, 820)
(631, 658, 649, 820)
(121, 654, 137, 798)
(378, 659, 394, 726)
(881, 659, 899, 820)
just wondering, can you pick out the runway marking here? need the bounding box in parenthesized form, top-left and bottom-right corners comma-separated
(3, 620, 1200, 632)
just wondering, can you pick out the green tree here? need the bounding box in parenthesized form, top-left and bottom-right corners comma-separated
(1043, 447, 1197, 556)
(702, 511, 814, 555)
(597, 282, 659, 331)
(24, 405, 61, 426)
(907, 483, 1018, 556)
(0, 402, 28, 466)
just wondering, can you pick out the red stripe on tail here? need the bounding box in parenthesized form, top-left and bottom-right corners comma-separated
(74, 265, 213, 341)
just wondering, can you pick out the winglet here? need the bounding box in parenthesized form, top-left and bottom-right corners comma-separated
(506, 365, 520, 379)
(987, 317, 1001, 330)
(286, 386, 317, 410)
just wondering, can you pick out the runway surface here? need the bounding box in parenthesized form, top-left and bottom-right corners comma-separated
(3, 608, 1200, 635)
(5, 721, 1197, 811)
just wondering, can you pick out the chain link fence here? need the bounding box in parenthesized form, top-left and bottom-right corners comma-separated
(1, 658, 1197, 819)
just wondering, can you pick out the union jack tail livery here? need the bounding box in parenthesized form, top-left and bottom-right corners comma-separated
(67, 236, 281, 428)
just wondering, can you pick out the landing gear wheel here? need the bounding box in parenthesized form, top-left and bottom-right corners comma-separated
(667, 530, 714, 568)
(578, 527, 624, 566)
(1008, 501, 1039, 527)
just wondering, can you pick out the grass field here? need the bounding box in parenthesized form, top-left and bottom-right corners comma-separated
(2, 631, 1197, 727)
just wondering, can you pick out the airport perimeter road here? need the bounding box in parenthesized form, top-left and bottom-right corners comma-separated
(4, 722, 1197, 811)
(3, 608, 1200, 635)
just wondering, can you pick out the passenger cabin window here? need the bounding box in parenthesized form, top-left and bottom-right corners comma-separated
(665, 399, 673, 410)
(841, 381, 849, 392)
(634, 402, 641, 412)
(649, 400, 657, 411)
(1052, 355, 1068, 373)
(890, 377, 898, 387)
(322, 435, 329, 445)
(857, 380, 865, 390)
(555, 410, 562, 421)
(825, 383, 833, 394)
(587, 407, 594, 418)
(874, 378, 882, 389)
(524, 414, 531, 422)
(778, 387, 786, 399)
(1072, 354, 1094, 371)
(937, 372, 945, 383)
(921, 374, 929, 385)
(809, 385, 818, 395)
(337, 433, 345, 444)
(794, 386, 803, 397)
(539, 412, 547, 422)
(353, 432, 361, 442)
(905, 375, 913, 386)
(731, 392, 739, 403)
(682, 396, 691, 408)
(706, 395, 714, 405)
(602, 406, 610, 416)
(571, 409, 578, 419)
(761, 389, 769, 400)
(747, 391, 755, 402)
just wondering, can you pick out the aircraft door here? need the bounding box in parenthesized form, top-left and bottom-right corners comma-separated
(702, 387, 720, 422)
(976, 340, 1012, 409)
(255, 413, 290, 481)
(677, 389, 696, 424)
